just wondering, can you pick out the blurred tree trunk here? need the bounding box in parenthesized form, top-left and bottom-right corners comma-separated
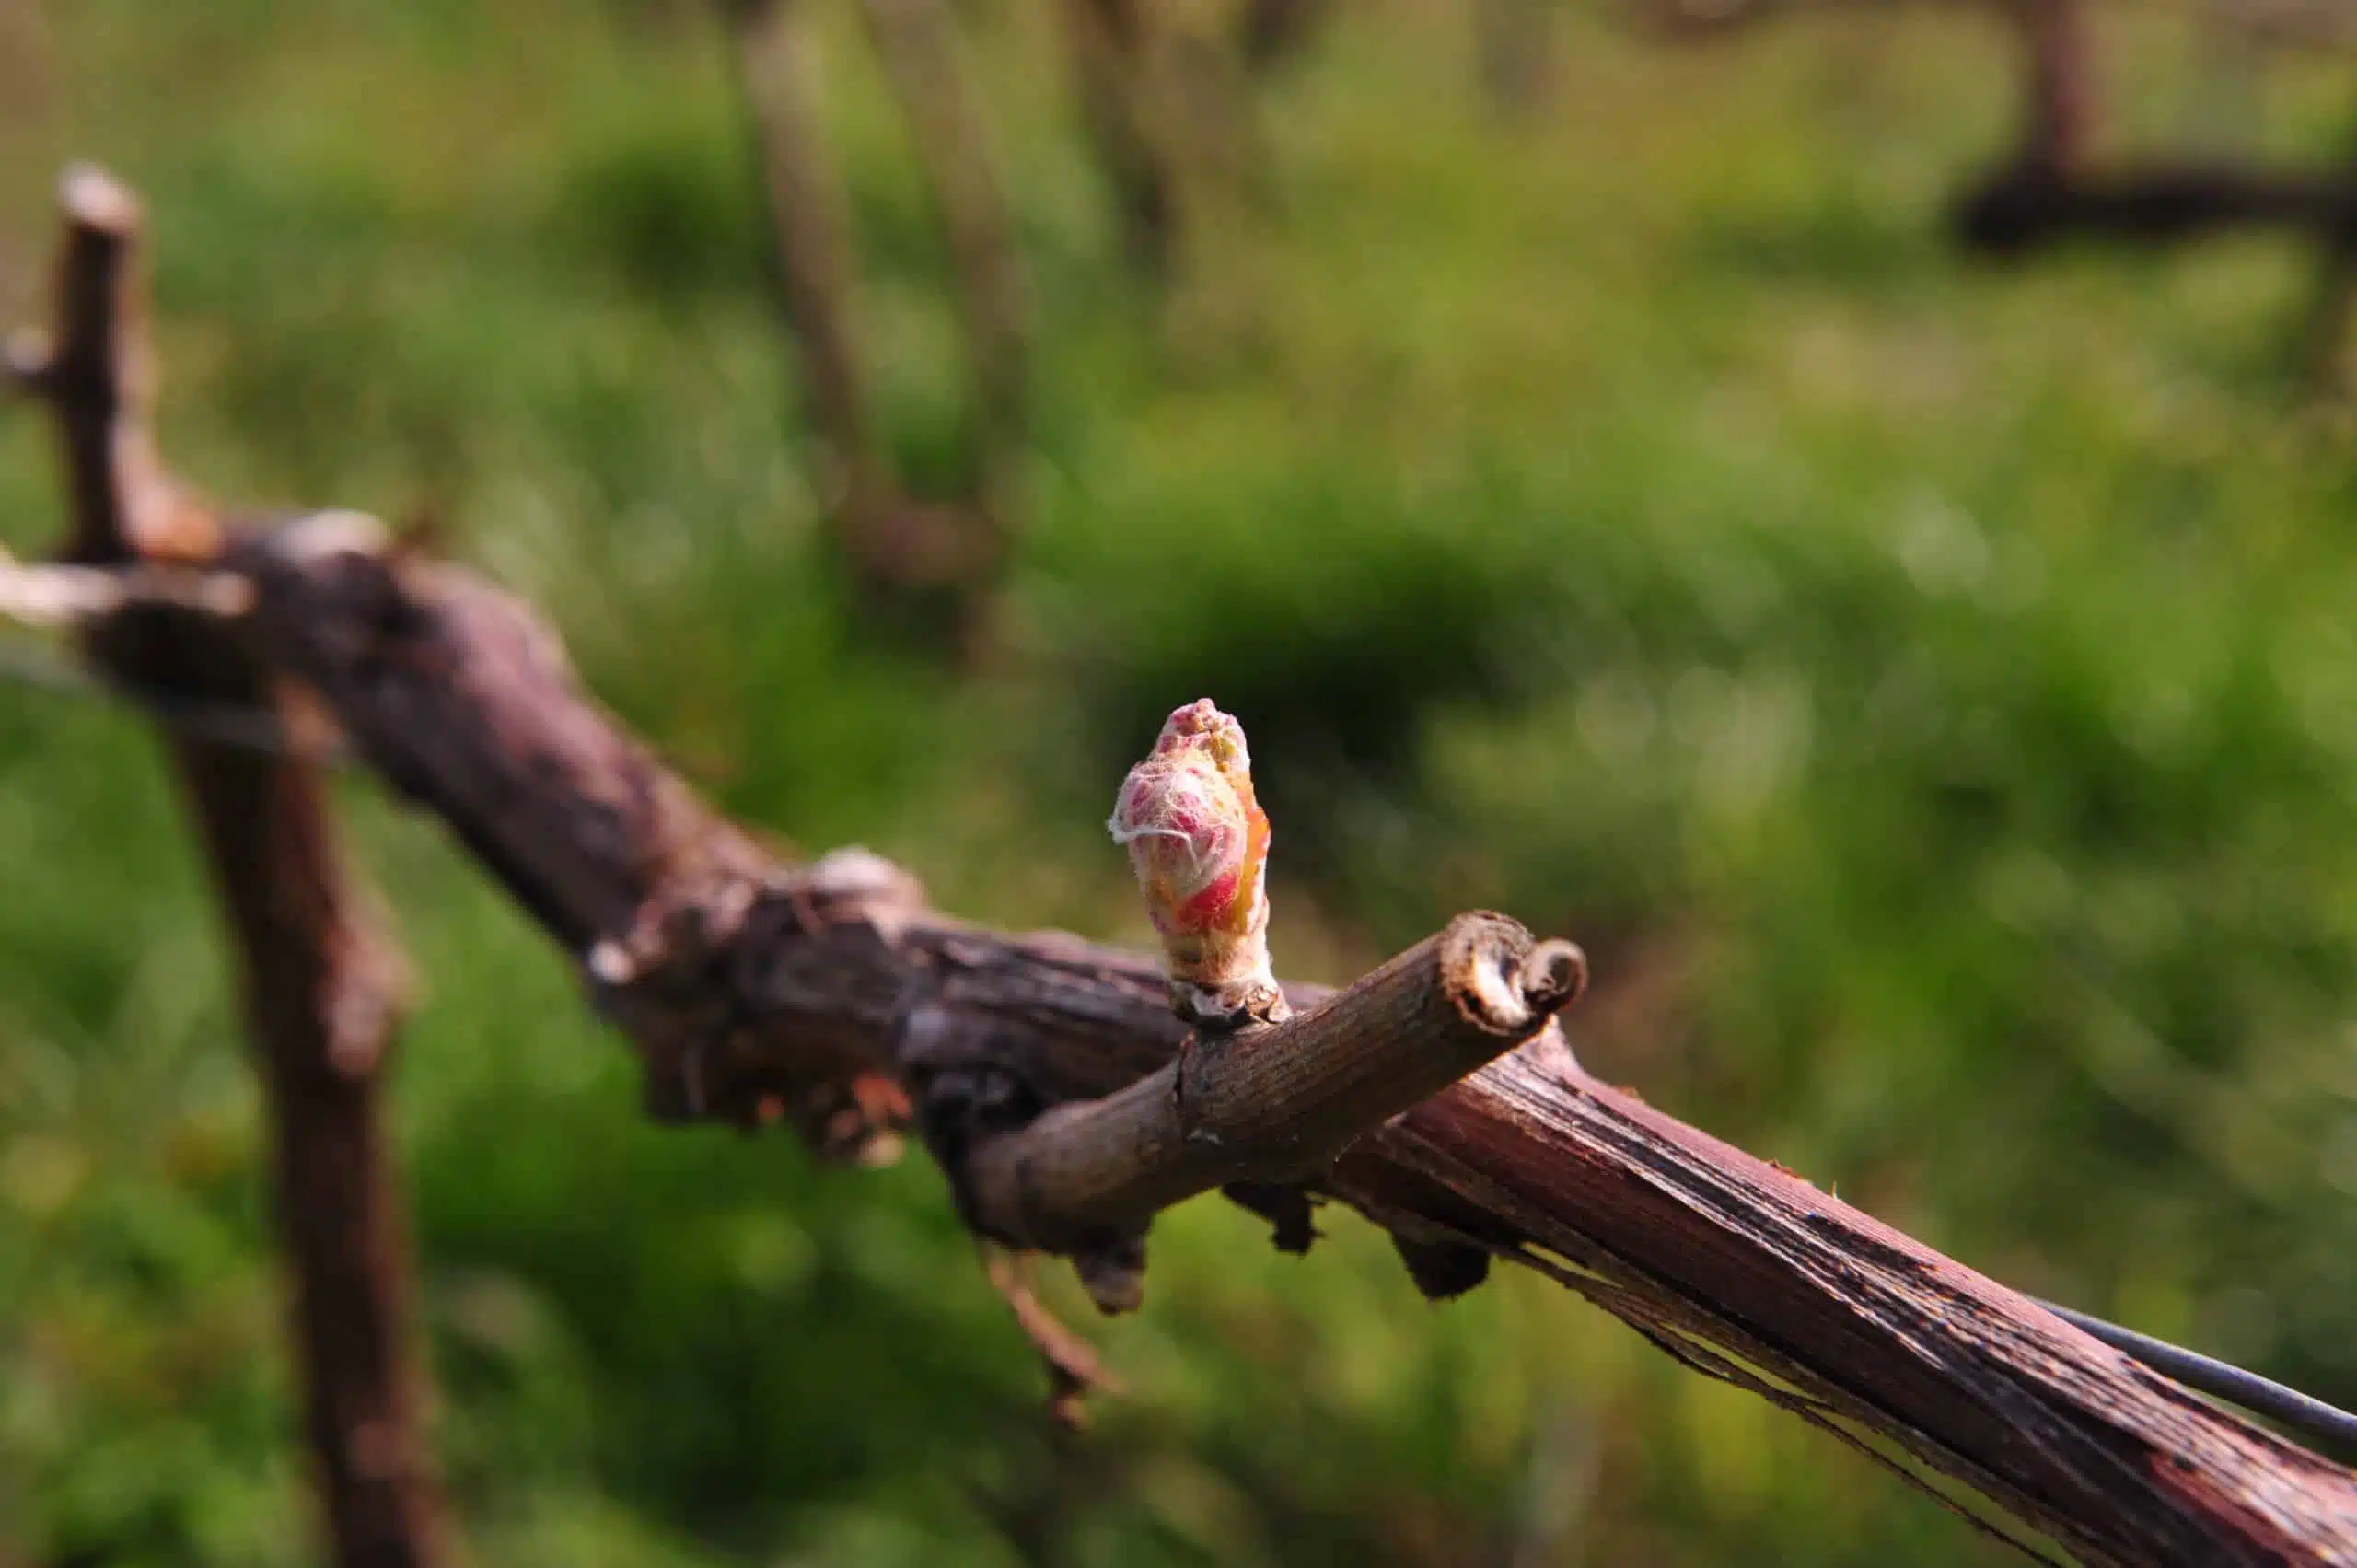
(1056, 0, 1275, 309)
(1477, 0, 1557, 121)
(722, 0, 1009, 650)
(854, 0, 1029, 540)
(2295, 124, 2357, 394)
(22, 170, 449, 1568)
(722, 0, 898, 541)
(1239, 0, 1329, 69)
(1058, 0, 1178, 275)
(2009, 0, 2100, 176)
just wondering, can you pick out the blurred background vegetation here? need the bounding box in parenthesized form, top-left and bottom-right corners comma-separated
(4, 0, 2357, 1562)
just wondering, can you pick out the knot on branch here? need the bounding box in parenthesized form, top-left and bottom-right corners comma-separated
(591, 857, 923, 1160)
(1387, 1232, 1494, 1301)
(910, 1013, 1048, 1201)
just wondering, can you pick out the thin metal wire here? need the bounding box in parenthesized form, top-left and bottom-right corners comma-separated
(2036, 1296, 2357, 1458)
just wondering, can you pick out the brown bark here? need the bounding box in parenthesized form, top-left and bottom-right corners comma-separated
(959, 915, 1585, 1309)
(1376, 1056, 2357, 1565)
(157, 637, 442, 1568)
(14, 170, 449, 1568)
(213, 525, 2357, 1564)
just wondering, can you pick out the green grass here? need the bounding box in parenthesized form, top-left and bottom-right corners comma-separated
(4, 2, 2357, 1563)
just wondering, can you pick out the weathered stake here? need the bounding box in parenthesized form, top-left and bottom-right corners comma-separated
(10, 168, 450, 1568)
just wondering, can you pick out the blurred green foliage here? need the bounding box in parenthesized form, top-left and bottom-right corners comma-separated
(4, 1, 2356, 1562)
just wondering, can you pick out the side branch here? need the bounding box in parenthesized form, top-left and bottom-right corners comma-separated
(961, 912, 1584, 1263)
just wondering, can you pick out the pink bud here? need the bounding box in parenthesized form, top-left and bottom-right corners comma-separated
(1108, 700, 1272, 1004)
